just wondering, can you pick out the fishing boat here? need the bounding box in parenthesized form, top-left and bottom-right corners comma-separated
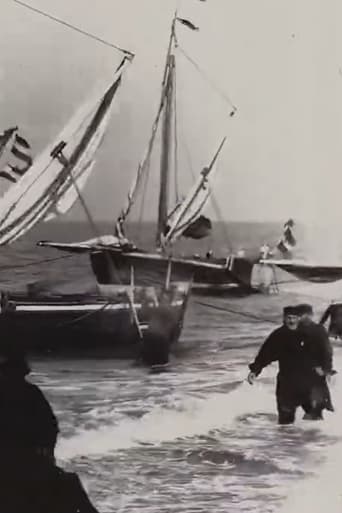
(39, 13, 258, 296)
(0, 46, 190, 360)
(261, 219, 342, 284)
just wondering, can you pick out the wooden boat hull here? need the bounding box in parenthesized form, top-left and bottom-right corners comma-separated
(262, 260, 342, 283)
(90, 249, 256, 295)
(0, 283, 189, 360)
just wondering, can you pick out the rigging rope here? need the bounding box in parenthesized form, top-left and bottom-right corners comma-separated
(195, 299, 279, 324)
(55, 300, 112, 329)
(137, 154, 152, 236)
(0, 253, 77, 272)
(176, 44, 237, 115)
(12, 0, 134, 57)
(205, 163, 233, 253)
(170, 48, 233, 251)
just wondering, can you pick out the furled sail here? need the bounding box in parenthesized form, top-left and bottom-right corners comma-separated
(163, 137, 226, 245)
(38, 234, 135, 253)
(0, 56, 131, 245)
(181, 214, 212, 239)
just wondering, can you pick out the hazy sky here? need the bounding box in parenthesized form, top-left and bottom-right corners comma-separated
(2, 0, 342, 225)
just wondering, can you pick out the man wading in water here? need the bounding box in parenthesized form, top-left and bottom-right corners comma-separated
(247, 305, 335, 424)
(296, 303, 335, 418)
(0, 345, 100, 513)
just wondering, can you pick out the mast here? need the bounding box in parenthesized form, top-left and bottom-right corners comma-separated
(156, 15, 177, 246)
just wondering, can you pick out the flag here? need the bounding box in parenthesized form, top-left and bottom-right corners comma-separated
(0, 127, 17, 155)
(277, 219, 296, 255)
(182, 215, 212, 239)
(176, 18, 199, 31)
(0, 129, 33, 184)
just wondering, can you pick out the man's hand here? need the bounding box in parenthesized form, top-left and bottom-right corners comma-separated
(327, 369, 337, 383)
(247, 371, 257, 385)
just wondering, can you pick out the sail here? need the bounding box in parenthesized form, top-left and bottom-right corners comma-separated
(163, 138, 226, 245)
(115, 87, 167, 237)
(115, 53, 174, 241)
(116, 15, 201, 243)
(43, 161, 95, 221)
(0, 57, 131, 245)
(163, 164, 216, 244)
(182, 215, 212, 239)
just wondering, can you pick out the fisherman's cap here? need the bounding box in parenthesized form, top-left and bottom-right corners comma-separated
(283, 305, 298, 316)
(295, 303, 314, 316)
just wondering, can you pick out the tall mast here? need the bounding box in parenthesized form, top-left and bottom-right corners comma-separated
(156, 15, 177, 246)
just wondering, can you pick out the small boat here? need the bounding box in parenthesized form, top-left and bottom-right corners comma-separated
(261, 220, 342, 284)
(261, 258, 342, 284)
(0, 282, 188, 359)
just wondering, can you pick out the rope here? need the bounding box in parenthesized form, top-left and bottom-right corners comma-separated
(0, 253, 77, 272)
(170, 62, 233, 251)
(137, 154, 152, 236)
(195, 299, 279, 324)
(207, 180, 233, 252)
(55, 301, 112, 329)
(176, 44, 237, 115)
(13, 0, 134, 57)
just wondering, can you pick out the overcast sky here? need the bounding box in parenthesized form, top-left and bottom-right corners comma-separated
(1, 0, 342, 226)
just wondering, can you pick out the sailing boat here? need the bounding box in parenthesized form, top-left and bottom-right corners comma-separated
(0, 53, 190, 360)
(39, 13, 257, 296)
(261, 219, 342, 284)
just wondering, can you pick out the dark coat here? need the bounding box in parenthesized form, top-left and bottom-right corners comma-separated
(320, 303, 342, 337)
(298, 320, 333, 374)
(0, 458, 99, 513)
(0, 378, 99, 512)
(0, 375, 58, 454)
(249, 325, 309, 378)
(249, 324, 334, 412)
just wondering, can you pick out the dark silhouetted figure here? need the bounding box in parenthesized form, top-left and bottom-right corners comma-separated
(0, 345, 100, 513)
(320, 302, 342, 338)
(296, 303, 335, 419)
(141, 304, 177, 367)
(247, 305, 335, 424)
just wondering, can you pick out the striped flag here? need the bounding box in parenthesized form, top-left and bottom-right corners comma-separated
(0, 128, 33, 184)
(277, 219, 296, 255)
